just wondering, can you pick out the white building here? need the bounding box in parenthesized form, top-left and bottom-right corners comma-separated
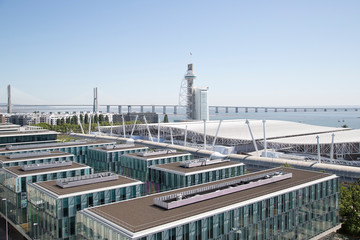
(193, 87, 209, 121)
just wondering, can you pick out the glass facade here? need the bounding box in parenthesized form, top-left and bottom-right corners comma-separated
(116, 154, 193, 183)
(0, 167, 92, 225)
(0, 133, 57, 145)
(148, 164, 245, 193)
(0, 142, 115, 164)
(87, 146, 148, 173)
(77, 177, 340, 240)
(27, 181, 144, 240)
(0, 154, 75, 168)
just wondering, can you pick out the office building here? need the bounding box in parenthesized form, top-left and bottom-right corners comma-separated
(0, 161, 92, 224)
(87, 144, 148, 173)
(0, 151, 75, 168)
(116, 150, 192, 190)
(148, 159, 245, 192)
(27, 172, 143, 240)
(77, 168, 339, 240)
(0, 140, 116, 164)
(0, 127, 58, 146)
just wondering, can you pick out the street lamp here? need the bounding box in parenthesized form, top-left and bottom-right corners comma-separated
(33, 222, 38, 240)
(2, 198, 8, 240)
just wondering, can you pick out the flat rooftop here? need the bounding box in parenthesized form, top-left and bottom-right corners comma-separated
(0, 130, 58, 137)
(149, 161, 243, 175)
(35, 174, 141, 197)
(3, 162, 90, 176)
(92, 144, 148, 152)
(0, 140, 115, 153)
(0, 151, 73, 163)
(126, 151, 191, 160)
(86, 168, 334, 234)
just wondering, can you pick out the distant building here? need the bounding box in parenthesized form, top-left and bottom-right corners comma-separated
(10, 114, 41, 126)
(179, 64, 209, 120)
(0, 115, 11, 124)
(113, 112, 159, 123)
(193, 87, 209, 121)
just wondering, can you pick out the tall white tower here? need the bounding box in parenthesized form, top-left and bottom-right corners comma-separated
(179, 64, 196, 119)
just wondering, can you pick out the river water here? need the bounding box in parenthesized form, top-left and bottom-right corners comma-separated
(1, 106, 359, 129)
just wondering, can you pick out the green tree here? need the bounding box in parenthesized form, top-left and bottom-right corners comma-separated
(94, 114, 98, 123)
(80, 114, 84, 123)
(339, 180, 360, 237)
(283, 162, 291, 168)
(56, 119, 60, 125)
(60, 118, 65, 125)
(163, 114, 169, 123)
(66, 117, 70, 124)
(84, 114, 89, 124)
(105, 115, 109, 123)
(99, 114, 104, 123)
(72, 115, 78, 125)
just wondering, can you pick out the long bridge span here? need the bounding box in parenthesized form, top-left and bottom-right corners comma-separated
(1, 104, 359, 114)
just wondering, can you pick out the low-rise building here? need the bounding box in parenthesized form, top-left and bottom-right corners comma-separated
(27, 172, 144, 240)
(117, 150, 192, 191)
(113, 112, 159, 124)
(87, 143, 148, 173)
(0, 128, 58, 146)
(0, 140, 116, 164)
(0, 151, 75, 168)
(77, 168, 340, 240)
(0, 161, 92, 225)
(148, 159, 245, 192)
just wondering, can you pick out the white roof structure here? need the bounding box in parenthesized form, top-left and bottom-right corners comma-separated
(266, 129, 360, 160)
(267, 129, 360, 144)
(149, 120, 347, 145)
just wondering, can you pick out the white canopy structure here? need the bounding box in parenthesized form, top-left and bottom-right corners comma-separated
(147, 119, 347, 146)
(266, 129, 360, 160)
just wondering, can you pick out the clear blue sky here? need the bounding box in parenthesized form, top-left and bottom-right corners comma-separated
(0, 0, 359, 106)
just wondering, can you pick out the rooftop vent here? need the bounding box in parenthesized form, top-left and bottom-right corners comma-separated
(7, 151, 55, 159)
(102, 143, 135, 150)
(137, 149, 177, 157)
(180, 158, 230, 168)
(56, 172, 118, 188)
(153, 170, 292, 210)
(5, 141, 87, 150)
(21, 161, 72, 171)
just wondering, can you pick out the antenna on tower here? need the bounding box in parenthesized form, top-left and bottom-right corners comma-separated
(179, 61, 196, 119)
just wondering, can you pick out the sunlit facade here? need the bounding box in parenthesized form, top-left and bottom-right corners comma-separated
(77, 168, 340, 240)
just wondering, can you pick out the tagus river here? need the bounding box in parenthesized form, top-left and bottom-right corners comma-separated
(1, 105, 359, 129)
